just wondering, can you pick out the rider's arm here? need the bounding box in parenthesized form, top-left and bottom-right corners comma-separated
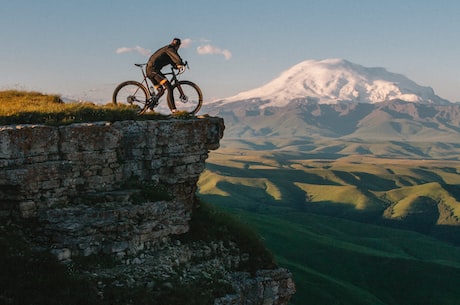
(165, 46, 185, 68)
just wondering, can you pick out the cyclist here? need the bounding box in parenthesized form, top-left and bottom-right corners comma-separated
(146, 38, 185, 112)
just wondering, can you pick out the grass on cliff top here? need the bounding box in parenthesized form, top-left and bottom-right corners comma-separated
(0, 90, 168, 125)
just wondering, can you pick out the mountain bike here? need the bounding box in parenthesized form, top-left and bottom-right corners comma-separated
(112, 62, 203, 115)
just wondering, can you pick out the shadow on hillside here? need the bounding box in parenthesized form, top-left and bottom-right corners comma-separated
(206, 163, 340, 186)
(295, 197, 460, 246)
(331, 170, 397, 191)
(202, 188, 460, 247)
(298, 102, 376, 136)
(235, 139, 278, 150)
(379, 219, 460, 246)
(202, 157, 460, 247)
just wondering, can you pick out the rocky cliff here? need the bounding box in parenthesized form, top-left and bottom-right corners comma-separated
(0, 117, 295, 305)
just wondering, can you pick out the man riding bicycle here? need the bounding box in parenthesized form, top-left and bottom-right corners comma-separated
(146, 38, 185, 112)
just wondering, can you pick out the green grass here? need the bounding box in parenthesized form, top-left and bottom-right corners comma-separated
(221, 209, 460, 305)
(383, 182, 460, 220)
(200, 149, 460, 227)
(181, 200, 276, 273)
(0, 90, 173, 125)
(199, 147, 460, 305)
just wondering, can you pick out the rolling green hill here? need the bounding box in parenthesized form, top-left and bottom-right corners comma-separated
(199, 148, 460, 229)
(198, 146, 460, 304)
(230, 210, 460, 305)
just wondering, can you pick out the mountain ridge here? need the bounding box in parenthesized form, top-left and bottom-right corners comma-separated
(210, 58, 451, 107)
(202, 59, 459, 145)
(204, 99, 460, 144)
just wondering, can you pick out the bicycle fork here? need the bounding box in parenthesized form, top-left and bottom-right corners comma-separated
(175, 84, 188, 103)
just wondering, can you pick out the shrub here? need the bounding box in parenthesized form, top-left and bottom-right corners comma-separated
(183, 200, 276, 272)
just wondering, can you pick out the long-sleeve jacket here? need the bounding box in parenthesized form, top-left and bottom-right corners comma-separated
(146, 44, 184, 74)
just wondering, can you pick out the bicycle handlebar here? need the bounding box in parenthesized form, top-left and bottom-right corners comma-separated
(173, 61, 188, 75)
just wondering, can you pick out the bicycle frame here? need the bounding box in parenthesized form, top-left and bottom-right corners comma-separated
(134, 63, 186, 97)
(134, 64, 154, 96)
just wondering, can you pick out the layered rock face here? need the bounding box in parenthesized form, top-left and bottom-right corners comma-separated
(0, 118, 223, 219)
(0, 118, 224, 258)
(0, 117, 295, 305)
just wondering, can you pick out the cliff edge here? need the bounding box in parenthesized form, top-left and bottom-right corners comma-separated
(0, 117, 295, 305)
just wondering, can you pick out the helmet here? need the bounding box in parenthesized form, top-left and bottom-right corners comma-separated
(171, 38, 181, 47)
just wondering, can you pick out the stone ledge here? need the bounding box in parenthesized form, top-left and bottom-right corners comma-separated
(0, 117, 224, 219)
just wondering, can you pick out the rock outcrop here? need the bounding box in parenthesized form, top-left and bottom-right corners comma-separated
(0, 118, 223, 218)
(0, 117, 295, 305)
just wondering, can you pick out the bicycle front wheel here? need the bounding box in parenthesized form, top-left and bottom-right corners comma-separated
(112, 81, 150, 114)
(168, 81, 203, 114)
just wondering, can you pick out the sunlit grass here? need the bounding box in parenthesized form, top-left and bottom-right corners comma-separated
(383, 182, 460, 221)
(0, 90, 166, 125)
(201, 148, 460, 225)
(198, 171, 231, 196)
(294, 183, 378, 210)
(198, 170, 283, 200)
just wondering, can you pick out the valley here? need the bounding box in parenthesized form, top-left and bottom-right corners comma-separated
(199, 140, 460, 236)
(198, 139, 460, 305)
(197, 59, 460, 304)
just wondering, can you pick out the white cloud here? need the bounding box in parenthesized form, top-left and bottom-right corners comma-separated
(116, 46, 151, 56)
(181, 38, 192, 48)
(197, 44, 232, 60)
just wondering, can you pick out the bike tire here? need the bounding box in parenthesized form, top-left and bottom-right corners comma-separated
(168, 80, 203, 114)
(112, 81, 150, 115)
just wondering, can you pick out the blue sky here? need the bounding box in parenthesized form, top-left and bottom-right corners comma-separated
(1, 0, 460, 102)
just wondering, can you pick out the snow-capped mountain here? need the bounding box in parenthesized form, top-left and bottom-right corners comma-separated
(212, 58, 450, 107)
(201, 59, 460, 143)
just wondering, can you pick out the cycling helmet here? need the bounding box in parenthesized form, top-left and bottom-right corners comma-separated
(171, 38, 181, 47)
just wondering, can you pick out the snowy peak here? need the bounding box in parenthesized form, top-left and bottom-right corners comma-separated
(218, 58, 450, 106)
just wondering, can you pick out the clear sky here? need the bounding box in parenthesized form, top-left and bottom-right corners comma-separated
(1, 0, 460, 103)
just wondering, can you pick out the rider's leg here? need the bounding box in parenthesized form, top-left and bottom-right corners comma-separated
(163, 81, 177, 113)
(151, 71, 167, 97)
(155, 79, 167, 97)
(148, 71, 176, 113)
(147, 71, 166, 97)
(145, 76, 163, 110)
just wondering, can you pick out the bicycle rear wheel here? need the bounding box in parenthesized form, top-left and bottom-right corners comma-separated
(168, 80, 203, 114)
(112, 81, 150, 114)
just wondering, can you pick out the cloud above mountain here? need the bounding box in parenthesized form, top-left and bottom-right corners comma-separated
(197, 44, 232, 60)
(115, 46, 151, 56)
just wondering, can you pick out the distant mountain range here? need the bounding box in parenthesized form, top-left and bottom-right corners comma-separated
(211, 58, 451, 106)
(202, 59, 460, 143)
